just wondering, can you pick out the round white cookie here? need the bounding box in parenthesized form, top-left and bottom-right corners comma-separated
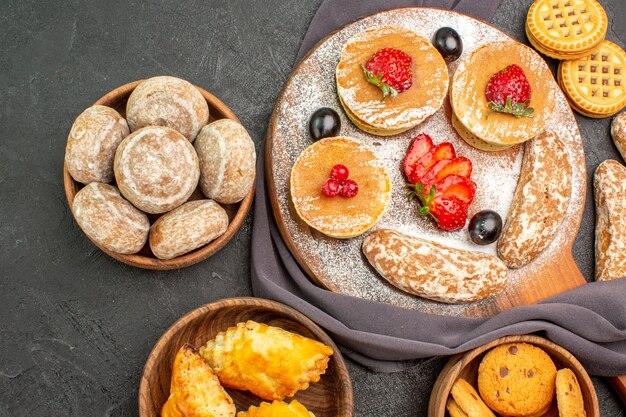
(114, 126, 200, 214)
(194, 119, 256, 204)
(126, 76, 209, 142)
(72, 182, 149, 254)
(149, 199, 228, 260)
(65, 105, 129, 184)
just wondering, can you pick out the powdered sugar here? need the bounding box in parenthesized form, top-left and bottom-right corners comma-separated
(268, 8, 585, 316)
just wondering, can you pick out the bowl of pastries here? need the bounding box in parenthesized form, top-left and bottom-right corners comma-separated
(428, 335, 599, 417)
(63, 76, 256, 270)
(138, 297, 353, 417)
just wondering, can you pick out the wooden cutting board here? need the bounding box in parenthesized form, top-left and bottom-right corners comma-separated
(267, 7, 587, 317)
(266, 7, 626, 400)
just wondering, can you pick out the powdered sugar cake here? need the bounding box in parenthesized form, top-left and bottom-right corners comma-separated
(266, 8, 586, 317)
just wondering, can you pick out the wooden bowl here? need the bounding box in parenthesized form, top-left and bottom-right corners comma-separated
(63, 80, 255, 270)
(428, 335, 599, 417)
(138, 297, 354, 417)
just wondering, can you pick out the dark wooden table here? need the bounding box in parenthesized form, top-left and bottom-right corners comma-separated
(1, 0, 624, 415)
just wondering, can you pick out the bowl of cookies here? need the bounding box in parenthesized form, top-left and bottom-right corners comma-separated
(63, 76, 256, 270)
(428, 335, 599, 417)
(138, 297, 353, 417)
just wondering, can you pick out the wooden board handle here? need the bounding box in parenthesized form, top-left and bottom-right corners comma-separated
(610, 375, 626, 405)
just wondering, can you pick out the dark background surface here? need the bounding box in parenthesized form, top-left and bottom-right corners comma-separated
(1, 0, 625, 415)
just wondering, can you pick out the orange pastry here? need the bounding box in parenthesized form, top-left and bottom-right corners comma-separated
(237, 400, 315, 417)
(161, 344, 235, 417)
(199, 321, 333, 401)
(336, 26, 448, 136)
(451, 41, 555, 150)
(290, 137, 391, 238)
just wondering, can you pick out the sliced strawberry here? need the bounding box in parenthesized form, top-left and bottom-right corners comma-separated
(434, 157, 472, 182)
(435, 174, 476, 205)
(420, 159, 451, 187)
(408, 182, 471, 232)
(403, 134, 434, 183)
(409, 142, 456, 184)
(404, 138, 475, 232)
(432, 142, 456, 161)
(428, 195, 469, 231)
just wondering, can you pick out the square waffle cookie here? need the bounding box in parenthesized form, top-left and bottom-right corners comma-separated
(526, 0, 607, 60)
(559, 40, 626, 118)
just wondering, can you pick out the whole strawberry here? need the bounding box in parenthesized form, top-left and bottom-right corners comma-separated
(362, 48, 413, 100)
(485, 64, 534, 118)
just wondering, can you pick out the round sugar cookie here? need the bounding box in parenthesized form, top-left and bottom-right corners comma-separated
(65, 105, 130, 184)
(336, 26, 448, 136)
(526, 0, 607, 57)
(450, 378, 496, 417)
(477, 342, 557, 417)
(194, 119, 256, 204)
(72, 182, 149, 254)
(114, 126, 200, 214)
(126, 76, 209, 142)
(290, 137, 391, 239)
(559, 41, 626, 118)
(525, 21, 599, 60)
(149, 200, 228, 260)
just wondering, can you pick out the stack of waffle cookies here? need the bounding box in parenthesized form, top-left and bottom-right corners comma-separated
(526, 0, 626, 118)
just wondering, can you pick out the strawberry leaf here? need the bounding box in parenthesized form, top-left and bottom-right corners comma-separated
(414, 182, 425, 196)
(362, 64, 398, 101)
(488, 98, 534, 118)
(418, 206, 430, 216)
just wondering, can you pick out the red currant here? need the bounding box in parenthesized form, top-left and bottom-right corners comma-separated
(330, 164, 349, 181)
(321, 178, 341, 197)
(340, 179, 358, 198)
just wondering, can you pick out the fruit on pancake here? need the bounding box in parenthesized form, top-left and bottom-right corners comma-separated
(340, 179, 359, 198)
(321, 178, 341, 197)
(485, 64, 534, 118)
(330, 164, 349, 181)
(362, 48, 413, 100)
(321, 164, 358, 198)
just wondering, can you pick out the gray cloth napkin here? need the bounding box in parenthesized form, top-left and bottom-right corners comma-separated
(251, 0, 626, 376)
(296, 0, 501, 62)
